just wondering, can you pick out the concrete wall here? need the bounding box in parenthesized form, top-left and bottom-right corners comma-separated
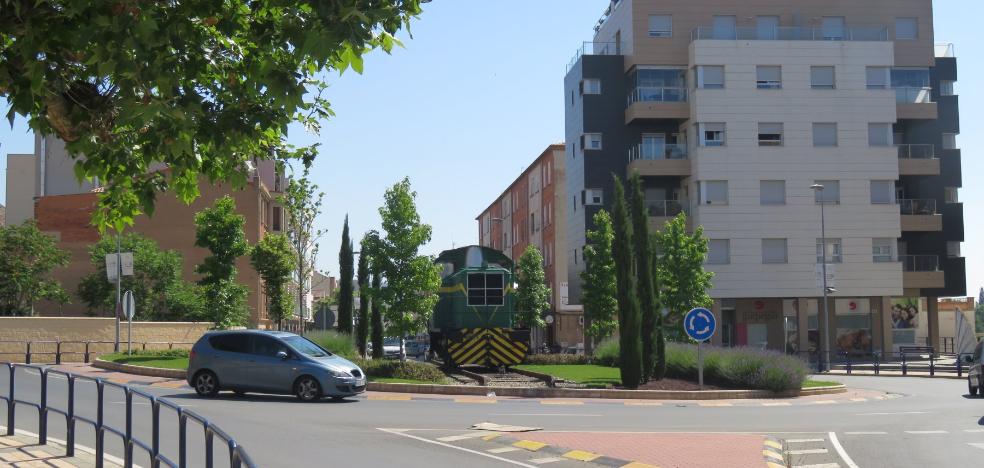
(0, 317, 211, 362)
(4, 154, 36, 226)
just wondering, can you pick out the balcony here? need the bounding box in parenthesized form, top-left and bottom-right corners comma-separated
(627, 144, 690, 177)
(567, 41, 621, 73)
(901, 255, 945, 289)
(897, 144, 940, 175)
(899, 199, 942, 231)
(625, 87, 689, 123)
(690, 25, 889, 42)
(895, 87, 938, 119)
(647, 200, 690, 231)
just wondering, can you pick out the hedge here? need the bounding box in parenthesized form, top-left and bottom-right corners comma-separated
(353, 358, 447, 383)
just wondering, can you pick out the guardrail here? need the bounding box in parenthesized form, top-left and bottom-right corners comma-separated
(830, 349, 974, 378)
(0, 340, 194, 365)
(2, 362, 255, 468)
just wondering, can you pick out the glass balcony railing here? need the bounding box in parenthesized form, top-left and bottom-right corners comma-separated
(627, 87, 688, 105)
(895, 86, 933, 103)
(647, 200, 689, 217)
(935, 43, 955, 58)
(691, 25, 889, 42)
(896, 144, 936, 159)
(900, 255, 940, 272)
(567, 41, 621, 72)
(629, 144, 688, 161)
(898, 199, 938, 215)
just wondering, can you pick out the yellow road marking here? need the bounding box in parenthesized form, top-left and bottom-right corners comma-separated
(368, 395, 412, 401)
(541, 400, 584, 405)
(455, 398, 497, 404)
(763, 440, 782, 450)
(512, 440, 548, 451)
(482, 434, 501, 441)
(766, 462, 786, 468)
(563, 450, 601, 462)
(762, 450, 784, 461)
(620, 462, 659, 468)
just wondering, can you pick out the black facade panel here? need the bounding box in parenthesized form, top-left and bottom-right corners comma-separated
(940, 149, 962, 187)
(925, 257, 966, 298)
(934, 57, 957, 81)
(942, 203, 964, 242)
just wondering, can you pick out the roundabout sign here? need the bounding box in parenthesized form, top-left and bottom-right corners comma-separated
(684, 307, 716, 390)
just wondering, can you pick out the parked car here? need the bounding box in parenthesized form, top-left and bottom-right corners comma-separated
(965, 341, 984, 396)
(383, 337, 404, 359)
(187, 330, 366, 402)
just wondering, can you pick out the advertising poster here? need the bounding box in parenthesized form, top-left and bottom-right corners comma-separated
(892, 297, 921, 351)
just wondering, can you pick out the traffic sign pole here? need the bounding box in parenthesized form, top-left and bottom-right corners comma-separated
(115, 236, 121, 353)
(684, 307, 717, 391)
(698, 341, 704, 390)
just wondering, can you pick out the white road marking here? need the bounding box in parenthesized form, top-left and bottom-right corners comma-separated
(828, 432, 860, 468)
(489, 413, 602, 417)
(377, 428, 537, 468)
(488, 447, 521, 454)
(529, 457, 564, 464)
(792, 464, 841, 468)
(437, 433, 489, 442)
(967, 443, 984, 450)
(963, 429, 984, 433)
(844, 432, 887, 435)
(787, 438, 826, 443)
(904, 430, 947, 434)
(789, 449, 829, 455)
(857, 411, 929, 416)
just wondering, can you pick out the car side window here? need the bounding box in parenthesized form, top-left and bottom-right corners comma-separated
(209, 334, 248, 353)
(250, 335, 289, 358)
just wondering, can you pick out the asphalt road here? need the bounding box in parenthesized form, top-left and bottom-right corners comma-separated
(3, 368, 984, 468)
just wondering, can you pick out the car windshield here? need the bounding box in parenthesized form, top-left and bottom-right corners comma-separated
(284, 336, 332, 358)
(384, 338, 400, 346)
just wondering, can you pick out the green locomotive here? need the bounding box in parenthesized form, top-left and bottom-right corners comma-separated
(429, 245, 530, 367)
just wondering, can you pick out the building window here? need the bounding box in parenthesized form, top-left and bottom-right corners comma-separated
(895, 17, 918, 40)
(467, 272, 504, 306)
(870, 180, 895, 204)
(872, 238, 895, 263)
(756, 66, 782, 89)
(868, 123, 892, 147)
(947, 241, 961, 258)
(866, 67, 890, 89)
(942, 133, 957, 150)
(581, 78, 602, 95)
(699, 180, 729, 205)
(583, 189, 603, 206)
(814, 180, 840, 204)
(811, 66, 835, 89)
(945, 187, 959, 203)
(762, 239, 788, 264)
(697, 65, 725, 89)
(821, 17, 845, 40)
(648, 15, 672, 37)
(813, 123, 838, 147)
(530, 213, 536, 234)
(816, 238, 843, 264)
(756, 16, 779, 40)
(940, 80, 955, 96)
(758, 123, 783, 146)
(699, 123, 726, 146)
(712, 15, 737, 39)
(760, 180, 786, 205)
(707, 239, 730, 264)
(582, 133, 603, 150)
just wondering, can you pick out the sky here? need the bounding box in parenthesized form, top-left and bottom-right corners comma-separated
(1, 1, 981, 297)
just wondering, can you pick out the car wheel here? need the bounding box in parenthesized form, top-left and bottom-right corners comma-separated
(294, 376, 322, 402)
(193, 371, 219, 397)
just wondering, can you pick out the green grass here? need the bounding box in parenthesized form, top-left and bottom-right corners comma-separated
(802, 379, 842, 388)
(102, 352, 189, 370)
(516, 364, 621, 387)
(369, 376, 448, 385)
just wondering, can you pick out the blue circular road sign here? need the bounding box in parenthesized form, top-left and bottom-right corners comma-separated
(684, 307, 716, 342)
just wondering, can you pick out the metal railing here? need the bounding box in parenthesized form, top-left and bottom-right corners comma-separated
(898, 198, 938, 215)
(895, 86, 933, 103)
(647, 200, 688, 217)
(899, 254, 940, 272)
(935, 42, 955, 58)
(567, 41, 621, 72)
(629, 143, 688, 161)
(897, 144, 936, 159)
(0, 340, 194, 365)
(2, 362, 255, 468)
(691, 25, 889, 42)
(627, 86, 688, 105)
(831, 349, 976, 378)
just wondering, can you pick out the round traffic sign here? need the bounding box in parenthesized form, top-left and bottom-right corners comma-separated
(684, 307, 716, 342)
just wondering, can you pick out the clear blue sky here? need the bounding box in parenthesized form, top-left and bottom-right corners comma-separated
(1, 1, 980, 297)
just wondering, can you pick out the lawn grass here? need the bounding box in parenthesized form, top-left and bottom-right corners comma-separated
(101, 352, 189, 370)
(369, 376, 448, 385)
(515, 364, 621, 386)
(802, 379, 842, 388)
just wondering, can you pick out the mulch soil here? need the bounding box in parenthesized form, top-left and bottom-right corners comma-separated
(625, 377, 723, 391)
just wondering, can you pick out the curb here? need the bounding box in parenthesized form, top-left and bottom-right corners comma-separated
(366, 382, 846, 400)
(478, 433, 656, 467)
(762, 436, 788, 468)
(826, 371, 964, 380)
(92, 358, 186, 379)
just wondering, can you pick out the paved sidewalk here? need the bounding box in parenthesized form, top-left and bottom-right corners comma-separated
(0, 433, 119, 468)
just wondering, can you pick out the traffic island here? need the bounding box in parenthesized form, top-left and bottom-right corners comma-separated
(92, 357, 186, 379)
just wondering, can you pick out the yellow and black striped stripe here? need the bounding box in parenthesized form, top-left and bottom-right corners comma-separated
(447, 328, 529, 367)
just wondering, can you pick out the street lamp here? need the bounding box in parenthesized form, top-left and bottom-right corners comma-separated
(811, 183, 832, 373)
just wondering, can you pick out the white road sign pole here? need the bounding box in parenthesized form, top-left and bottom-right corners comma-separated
(115, 236, 122, 352)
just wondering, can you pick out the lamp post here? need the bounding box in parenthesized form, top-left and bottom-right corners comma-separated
(811, 184, 831, 373)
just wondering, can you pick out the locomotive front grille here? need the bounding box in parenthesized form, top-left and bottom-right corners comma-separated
(447, 328, 529, 367)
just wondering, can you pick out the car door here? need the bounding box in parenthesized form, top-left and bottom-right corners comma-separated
(208, 333, 251, 389)
(246, 335, 297, 393)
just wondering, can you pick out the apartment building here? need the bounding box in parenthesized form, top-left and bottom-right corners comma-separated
(5, 135, 291, 327)
(564, 0, 963, 358)
(477, 144, 584, 350)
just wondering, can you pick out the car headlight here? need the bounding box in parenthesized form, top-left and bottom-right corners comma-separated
(326, 368, 352, 378)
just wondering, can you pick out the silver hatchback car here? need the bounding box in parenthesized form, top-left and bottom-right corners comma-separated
(187, 330, 366, 401)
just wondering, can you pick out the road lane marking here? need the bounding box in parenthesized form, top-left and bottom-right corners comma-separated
(764, 440, 783, 449)
(488, 447, 521, 454)
(377, 428, 536, 468)
(762, 402, 792, 407)
(857, 411, 928, 416)
(850, 398, 867, 402)
(844, 432, 887, 435)
(455, 398, 497, 404)
(368, 395, 412, 401)
(529, 457, 564, 464)
(489, 413, 602, 417)
(788, 449, 828, 455)
(904, 430, 947, 434)
(562, 450, 601, 462)
(786, 438, 826, 443)
(792, 464, 840, 468)
(811, 400, 836, 405)
(437, 433, 488, 442)
(963, 429, 984, 433)
(512, 440, 548, 451)
(967, 443, 984, 450)
(828, 432, 860, 468)
(624, 401, 662, 406)
(540, 400, 583, 406)
(698, 402, 732, 407)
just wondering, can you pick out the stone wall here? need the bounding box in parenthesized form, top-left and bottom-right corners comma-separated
(0, 317, 212, 363)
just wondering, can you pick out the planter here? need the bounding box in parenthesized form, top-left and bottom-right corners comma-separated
(92, 358, 186, 379)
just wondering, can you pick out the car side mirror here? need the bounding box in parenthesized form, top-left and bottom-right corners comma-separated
(277, 351, 289, 360)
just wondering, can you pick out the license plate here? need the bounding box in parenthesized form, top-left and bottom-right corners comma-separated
(356, 379, 366, 386)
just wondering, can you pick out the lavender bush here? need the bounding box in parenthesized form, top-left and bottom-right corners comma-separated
(664, 343, 808, 392)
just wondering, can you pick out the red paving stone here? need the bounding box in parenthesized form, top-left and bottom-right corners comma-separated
(516, 432, 767, 468)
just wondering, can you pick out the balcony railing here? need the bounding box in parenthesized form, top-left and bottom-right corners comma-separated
(935, 43, 955, 58)
(627, 87, 688, 105)
(648, 200, 689, 217)
(895, 86, 933, 103)
(567, 41, 621, 72)
(900, 255, 940, 272)
(629, 143, 688, 161)
(899, 198, 938, 215)
(691, 25, 888, 42)
(897, 144, 936, 159)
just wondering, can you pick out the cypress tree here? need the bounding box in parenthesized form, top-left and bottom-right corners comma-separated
(337, 215, 354, 334)
(370, 266, 385, 359)
(629, 173, 659, 383)
(356, 241, 371, 357)
(610, 176, 643, 389)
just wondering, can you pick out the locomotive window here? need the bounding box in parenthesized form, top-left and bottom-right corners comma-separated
(486, 274, 504, 305)
(467, 272, 505, 306)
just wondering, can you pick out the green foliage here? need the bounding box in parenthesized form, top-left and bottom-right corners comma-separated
(77, 233, 202, 321)
(522, 354, 590, 365)
(516, 364, 620, 388)
(515, 245, 550, 329)
(610, 176, 643, 389)
(581, 210, 618, 342)
(0, 1, 424, 231)
(282, 170, 325, 326)
(367, 178, 442, 342)
(653, 213, 714, 342)
(250, 233, 297, 328)
(356, 240, 371, 357)
(101, 351, 189, 370)
(194, 196, 249, 328)
(592, 338, 620, 367)
(354, 359, 447, 383)
(629, 173, 659, 382)
(0, 221, 70, 316)
(337, 215, 354, 334)
(305, 330, 358, 361)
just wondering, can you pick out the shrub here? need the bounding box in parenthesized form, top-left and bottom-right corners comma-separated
(354, 358, 447, 383)
(592, 338, 620, 367)
(306, 330, 358, 360)
(112, 349, 189, 359)
(523, 354, 589, 365)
